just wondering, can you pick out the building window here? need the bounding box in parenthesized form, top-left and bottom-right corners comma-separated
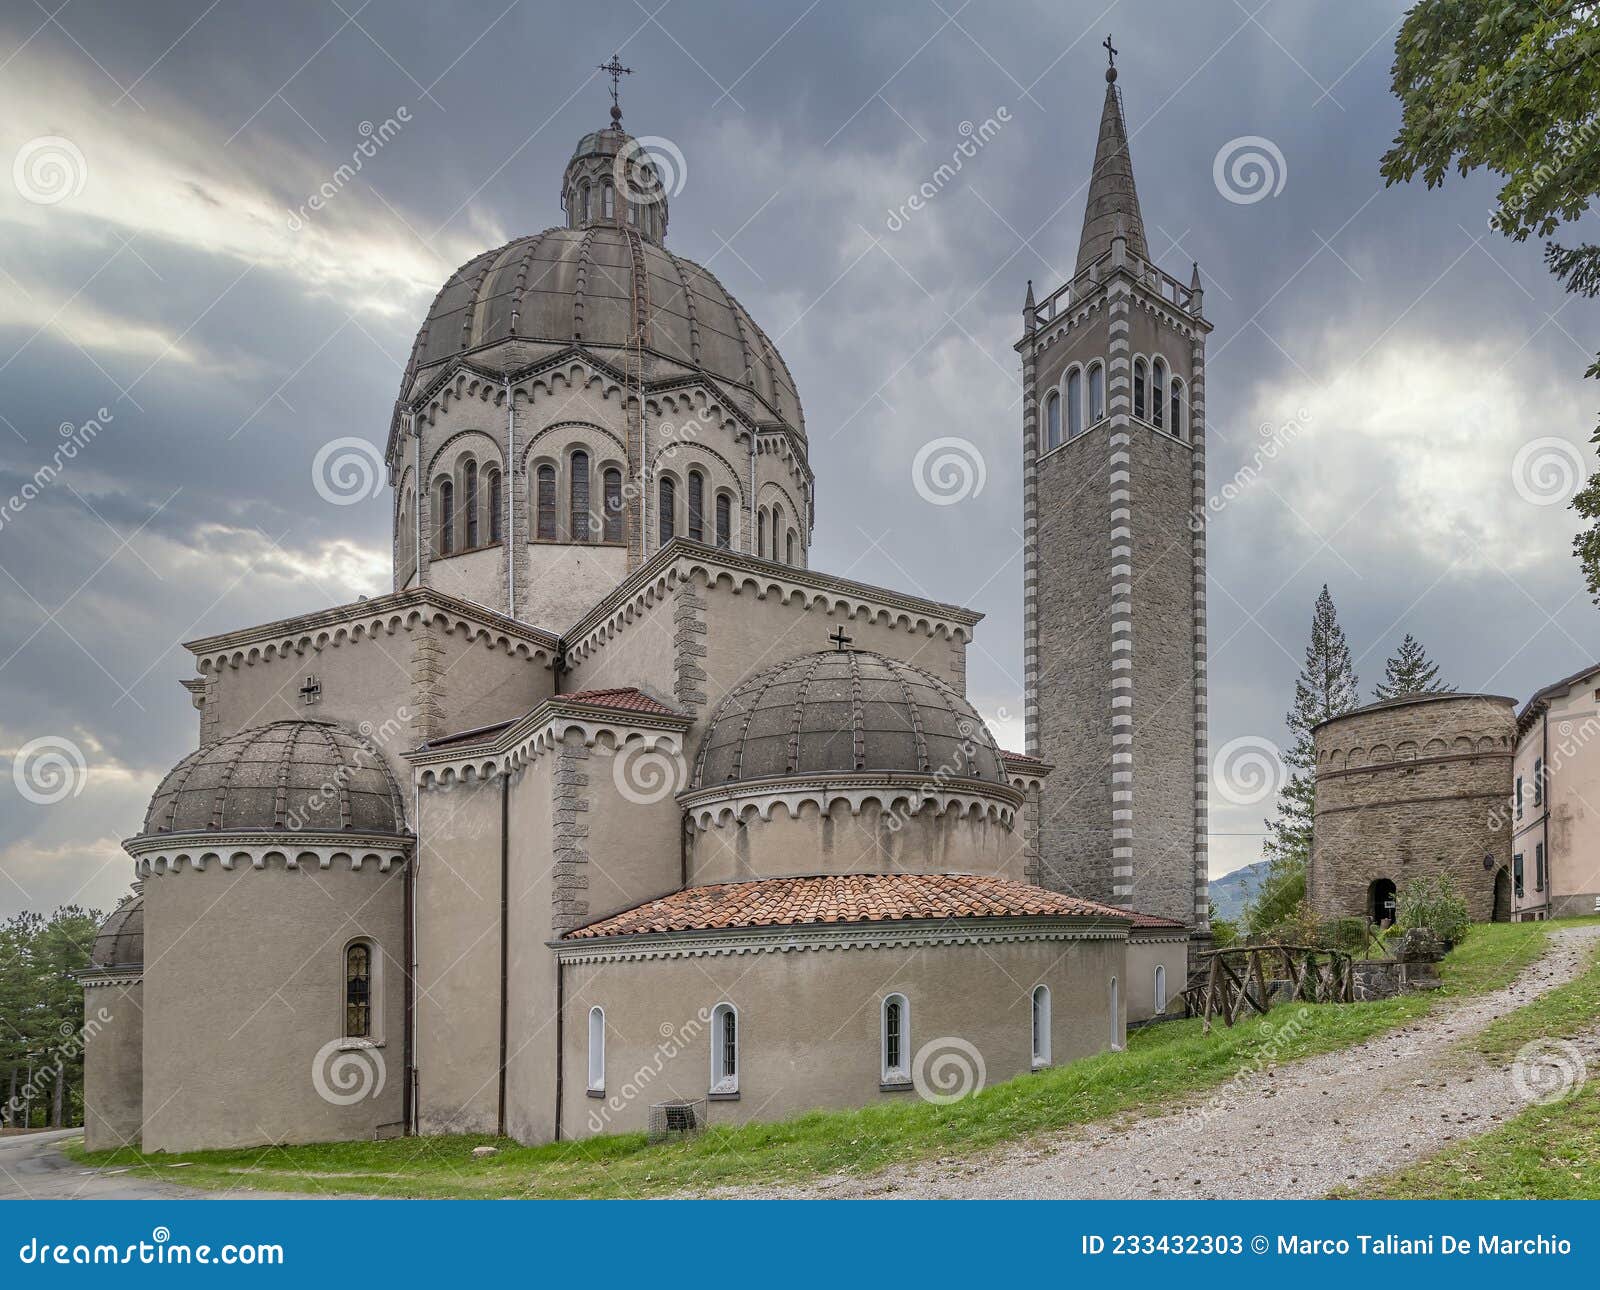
(1513, 852, 1525, 898)
(786, 530, 797, 565)
(1133, 358, 1147, 421)
(1533, 757, 1543, 807)
(1031, 985, 1051, 1068)
(687, 471, 705, 542)
(758, 508, 767, 558)
(658, 476, 676, 546)
(345, 941, 373, 1038)
(1151, 357, 1166, 429)
(1154, 964, 1168, 1013)
(486, 468, 502, 543)
(570, 450, 591, 542)
(1044, 391, 1061, 450)
(536, 464, 557, 540)
(710, 1003, 738, 1095)
(580, 183, 591, 223)
(1109, 976, 1120, 1049)
(436, 479, 454, 556)
(1066, 369, 1083, 438)
(881, 994, 909, 1085)
(1536, 842, 1546, 893)
(1088, 361, 1105, 423)
(1516, 776, 1523, 819)
(587, 1006, 605, 1093)
(715, 493, 732, 549)
(464, 461, 479, 548)
(602, 467, 624, 543)
(1170, 377, 1185, 438)
(602, 183, 614, 219)
(772, 504, 784, 558)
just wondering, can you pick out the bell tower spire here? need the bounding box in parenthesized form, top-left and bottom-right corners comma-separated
(1076, 40, 1148, 275)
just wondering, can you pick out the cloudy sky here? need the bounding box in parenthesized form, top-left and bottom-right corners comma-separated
(2, 0, 1596, 921)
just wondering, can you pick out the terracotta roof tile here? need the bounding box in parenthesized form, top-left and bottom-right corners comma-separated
(562, 873, 1171, 939)
(557, 687, 681, 716)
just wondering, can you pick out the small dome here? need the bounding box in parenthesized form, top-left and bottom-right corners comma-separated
(90, 893, 143, 970)
(140, 721, 407, 837)
(691, 650, 1006, 788)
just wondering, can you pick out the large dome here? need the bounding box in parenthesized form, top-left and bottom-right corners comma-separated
(397, 225, 805, 441)
(691, 650, 1007, 789)
(139, 720, 408, 837)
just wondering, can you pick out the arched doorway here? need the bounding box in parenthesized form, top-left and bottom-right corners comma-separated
(1493, 868, 1511, 922)
(1368, 877, 1397, 925)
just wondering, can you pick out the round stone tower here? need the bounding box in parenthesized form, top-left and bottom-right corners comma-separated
(1310, 693, 1516, 924)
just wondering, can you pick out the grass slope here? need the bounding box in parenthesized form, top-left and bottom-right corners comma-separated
(68, 920, 1576, 1199)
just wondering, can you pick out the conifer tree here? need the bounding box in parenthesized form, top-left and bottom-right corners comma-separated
(1373, 632, 1454, 701)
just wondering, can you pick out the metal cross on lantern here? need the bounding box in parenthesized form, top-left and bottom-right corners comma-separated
(599, 53, 632, 119)
(829, 627, 853, 652)
(1103, 34, 1118, 68)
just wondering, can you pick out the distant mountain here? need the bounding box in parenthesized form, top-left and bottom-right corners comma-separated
(1209, 860, 1269, 924)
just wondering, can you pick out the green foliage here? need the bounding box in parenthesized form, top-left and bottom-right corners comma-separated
(1373, 633, 1455, 701)
(1207, 902, 1239, 948)
(0, 905, 102, 1129)
(1382, 3, 1600, 600)
(1398, 874, 1472, 947)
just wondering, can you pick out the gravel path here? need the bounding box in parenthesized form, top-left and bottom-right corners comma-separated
(717, 924, 1600, 1200)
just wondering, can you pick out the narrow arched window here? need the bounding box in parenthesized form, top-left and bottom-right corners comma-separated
(1133, 358, 1148, 421)
(772, 504, 784, 552)
(758, 508, 767, 558)
(658, 476, 676, 546)
(1066, 369, 1083, 438)
(1151, 357, 1166, 429)
(710, 1003, 738, 1094)
(687, 471, 705, 543)
(1169, 378, 1185, 438)
(1044, 391, 1061, 450)
(602, 183, 614, 219)
(345, 941, 372, 1038)
(580, 183, 591, 224)
(536, 464, 557, 540)
(587, 1006, 605, 1093)
(881, 994, 909, 1084)
(715, 493, 731, 549)
(1154, 964, 1168, 1013)
(1031, 984, 1051, 1067)
(602, 467, 624, 543)
(436, 479, 454, 556)
(570, 451, 590, 542)
(464, 461, 479, 548)
(1109, 976, 1121, 1049)
(1089, 362, 1106, 423)
(786, 530, 796, 565)
(486, 468, 502, 543)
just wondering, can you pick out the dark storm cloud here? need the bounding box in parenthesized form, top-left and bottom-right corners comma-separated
(1, 0, 1595, 917)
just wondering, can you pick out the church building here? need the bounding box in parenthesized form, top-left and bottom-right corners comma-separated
(80, 57, 1199, 1154)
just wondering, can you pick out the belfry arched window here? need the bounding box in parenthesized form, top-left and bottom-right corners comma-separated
(687, 471, 705, 543)
(1133, 358, 1148, 421)
(580, 183, 591, 224)
(436, 478, 454, 556)
(570, 450, 591, 542)
(1044, 390, 1061, 450)
(463, 461, 479, 548)
(602, 183, 615, 219)
(1066, 369, 1083, 439)
(486, 468, 502, 543)
(1089, 362, 1106, 424)
(345, 941, 373, 1039)
(758, 508, 767, 558)
(658, 475, 676, 546)
(1151, 357, 1166, 429)
(536, 464, 557, 541)
(786, 530, 797, 565)
(602, 467, 624, 543)
(715, 493, 732, 549)
(1169, 377, 1185, 438)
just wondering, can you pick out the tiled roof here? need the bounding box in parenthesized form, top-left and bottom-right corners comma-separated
(563, 873, 1149, 939)
(1000, 749, 1051, 768)
(1127, 910, 1188, 930)
(558, 687, 681, 716)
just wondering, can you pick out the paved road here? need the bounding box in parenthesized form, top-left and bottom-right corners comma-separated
(0, 1129, 201, 1201)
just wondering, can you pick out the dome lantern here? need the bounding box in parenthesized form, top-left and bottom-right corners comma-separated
(561, 61, 668, 245)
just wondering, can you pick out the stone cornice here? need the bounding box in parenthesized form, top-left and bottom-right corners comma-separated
(1001, 753, 1053, 792)
(551, 914, 1129, 964)
(184, 586, 559, 673)
(562, 539, 981, 667)
(124, 829, 412, 876)
(79, 969, 143, 988)
(1127, 929, 1190, 944)
(407, 696, 691, 787)
(678, 771, 1022, 831)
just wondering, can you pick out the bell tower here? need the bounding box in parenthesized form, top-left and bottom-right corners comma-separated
(1019, 48, 1212, 931)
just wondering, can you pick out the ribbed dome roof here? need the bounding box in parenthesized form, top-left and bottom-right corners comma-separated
(397, 226, 804, 441)
(90, 893, 143, 969)
(140, 721, 407, 837)
(691, 650, 1006, 789)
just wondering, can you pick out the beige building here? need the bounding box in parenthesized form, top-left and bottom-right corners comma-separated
(1511, 662, 1600, 921)
(81, 72, 1192, 1155)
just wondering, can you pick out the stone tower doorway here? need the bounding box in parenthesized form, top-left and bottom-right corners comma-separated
(1368, 877, 1397, 925)
(1493, 868, 1511, 922)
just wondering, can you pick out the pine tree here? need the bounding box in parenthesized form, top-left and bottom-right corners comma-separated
(1373, 633, 1454, 701)
(1251, 585, 1360, 934)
